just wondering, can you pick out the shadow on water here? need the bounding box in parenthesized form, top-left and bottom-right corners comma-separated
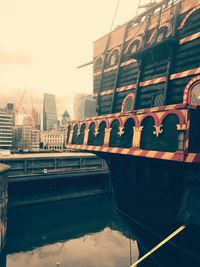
(3, 195, 140, 267)
(1, 194, 199, 267)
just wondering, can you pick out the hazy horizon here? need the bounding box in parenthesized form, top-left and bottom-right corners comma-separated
(0, 0, 148, 120)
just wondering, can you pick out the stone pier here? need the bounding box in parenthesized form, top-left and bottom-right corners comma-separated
(0, 164, 9, 253)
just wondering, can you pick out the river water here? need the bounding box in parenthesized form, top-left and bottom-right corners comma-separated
(2, 194, 200, 267)
(4, 195, 140, 267)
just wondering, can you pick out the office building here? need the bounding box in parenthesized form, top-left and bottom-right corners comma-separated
(5, 103, 15, 126)
(43, 93, 58, 131)
(73, 93, 97, 120)
(0, 110, 13, 150)
(61, 110, 70, 125)
(13, 125, 40, 152)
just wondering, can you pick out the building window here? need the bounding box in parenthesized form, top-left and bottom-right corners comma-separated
(190, 83, 200, 104)
(121, 93, 135, 112)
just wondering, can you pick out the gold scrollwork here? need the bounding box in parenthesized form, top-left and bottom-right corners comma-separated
(118, 127, 124, 137)
(153, 125, 163, 138)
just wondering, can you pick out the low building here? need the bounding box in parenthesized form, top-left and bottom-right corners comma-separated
(0, 110, 13, 150)
(12, 125, 40, 152)
(40, 131, 64, 150)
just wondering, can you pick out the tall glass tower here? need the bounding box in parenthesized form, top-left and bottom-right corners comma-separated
(43, 93, 58, 130)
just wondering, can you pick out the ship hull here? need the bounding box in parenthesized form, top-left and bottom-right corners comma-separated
(106, 154, 200, 266)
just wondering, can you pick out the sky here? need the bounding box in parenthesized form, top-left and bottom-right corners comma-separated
(0, 0, 149, 120)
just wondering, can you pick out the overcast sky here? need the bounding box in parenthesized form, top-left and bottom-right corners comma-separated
(0, 0, 149, 120)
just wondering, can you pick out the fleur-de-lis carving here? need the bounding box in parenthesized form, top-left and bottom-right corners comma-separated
(94, 127, 99, 137)
(118, 127, 124, 137)
(153, 125, 163, 137)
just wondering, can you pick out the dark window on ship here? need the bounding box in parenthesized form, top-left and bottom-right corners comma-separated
(156, 27, 168, 43)
(190, 83, 200, 105)
(121, 94, 135, 112)
(109, 52, 119, 66)
(94, 57, 103, 72)
(128, 40, 140, 55)
(152, 93, 164, 107)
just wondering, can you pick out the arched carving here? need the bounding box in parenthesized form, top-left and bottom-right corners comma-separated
(110, 117, 123, 128)
(88, 120, 98, 129)
(178, 4, 200, 30)
(125, 37, 142, 54)
(97, 119, 110, 128)
(107, 47, 121, 62)
(156, 114, 180, 152)
(121, 93, 135, 113)
(72, 123, 79, 131)
(109, 119, 121, 147)
(140, 113, 159, 126)
(160, 110, 185, 126)
(72, 124, 78, 144)
(77, 123, 86, 145)
(183, 75, 200, 104)
(122, 115, 139, 127)
(66, 124, 72, 144)
(88, 122, 96, 145)
(120, 118, 135, 148)
(140, 116, 155, 150)
(94, 55, 104, 72)
(94, 121, 107, 146)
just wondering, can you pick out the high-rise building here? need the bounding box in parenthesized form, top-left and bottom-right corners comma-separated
(0, 110, 13, 150)
(43, 93, 58, 131)
(61, 110, 70, 125)
(73, 93, 97, 120)
(5, 103, 15, 126)
(35, 111, 41, 130)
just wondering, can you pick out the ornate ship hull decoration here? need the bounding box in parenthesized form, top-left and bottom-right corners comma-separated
(67, 0, 200, 265)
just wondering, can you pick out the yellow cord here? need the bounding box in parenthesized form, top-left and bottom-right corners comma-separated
(130, 225, 186, 267)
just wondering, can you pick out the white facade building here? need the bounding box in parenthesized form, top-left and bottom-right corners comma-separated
(40, 131, 64, 150)
(0, 110, 13, 150)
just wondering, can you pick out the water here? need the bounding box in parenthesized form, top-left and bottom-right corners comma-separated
(2, 194, 200, 267)
(4, 195, 139, 267)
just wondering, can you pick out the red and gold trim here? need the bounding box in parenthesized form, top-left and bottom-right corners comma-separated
(120, 59, 137, 67)
(178, 3, 200, 30)
(139, 77, 166, 87)
(116, 84, 136, 93)
(170, 67, 200, 80)
(66, 144, 200, 163)
(94, 67, 200, 98)
(180, 32, 200, 45)
(183, 75, 200, 103)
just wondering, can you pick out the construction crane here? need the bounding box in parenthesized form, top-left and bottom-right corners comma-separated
(31, 95, 37, 129)
(13, 89, 27, 125)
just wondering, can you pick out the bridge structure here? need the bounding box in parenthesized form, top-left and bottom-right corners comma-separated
(0, 152, 109, 207)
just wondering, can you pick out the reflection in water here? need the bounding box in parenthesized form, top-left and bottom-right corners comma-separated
(5, 195, 139, 267)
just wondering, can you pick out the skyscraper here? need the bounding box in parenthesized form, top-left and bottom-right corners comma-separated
(61, 110, 70, 125)
(73, 93, 97, 120)
(43, 93, 58, 131)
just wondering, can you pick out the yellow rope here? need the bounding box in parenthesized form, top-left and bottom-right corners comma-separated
(130, 225, 186, 267)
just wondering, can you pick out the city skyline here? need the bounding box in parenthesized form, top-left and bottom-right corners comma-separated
(0, 0, 143, 118)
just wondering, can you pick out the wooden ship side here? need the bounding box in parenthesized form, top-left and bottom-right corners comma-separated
(66, 2, 200, 262)
(67, 0, 200, 162)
